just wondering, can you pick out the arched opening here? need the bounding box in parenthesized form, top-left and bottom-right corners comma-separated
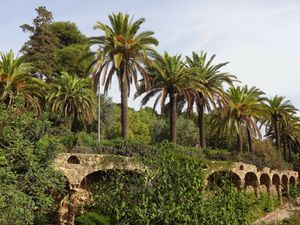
(244, 172, 258, 189)
(260, 173, 271, 193)
(207, 171, 242, 189)
(272, 174, 280, 186)
(282, 175, 288, 196)
(80, 170, 142, 189)
(67, 155, 80, 164)
(290, 176, 296, 187)
(239, 165, 244, 170)
(272, 174, 281, 200)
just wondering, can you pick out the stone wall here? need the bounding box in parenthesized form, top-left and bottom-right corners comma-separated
(54, 154, 299, 225)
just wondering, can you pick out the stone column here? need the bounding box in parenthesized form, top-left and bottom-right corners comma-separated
(238, 180, 245, 192)
(276, 184, 283, 204)
(266, 184, 271, 194)
(254, 181, 260, 198)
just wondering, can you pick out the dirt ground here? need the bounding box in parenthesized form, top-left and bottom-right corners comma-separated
(254, 203, 300, 224)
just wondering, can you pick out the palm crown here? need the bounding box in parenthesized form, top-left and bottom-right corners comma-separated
(137, 52, 197, 142)
(47, 72, 96, 132)
(0, 50, 44, 113)
(90, 12, 158, 138)
(185, 51, 236, 148)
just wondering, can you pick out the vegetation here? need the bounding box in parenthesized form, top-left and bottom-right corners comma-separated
(90, 12, 158, 139)
(0, 99, 66, 225)
(1, 5, 300, 225)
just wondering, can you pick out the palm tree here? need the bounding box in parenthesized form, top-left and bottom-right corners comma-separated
(185, 51, 236, 148)
(281, 116, 300, 161)
(0, 50, 43, 113)
(264, 96, 297, 150)
(47, 72, 96, 132)
(89, 12, 158, 139)
(136, 52, 196, 143)
(212, 85, 265, 152)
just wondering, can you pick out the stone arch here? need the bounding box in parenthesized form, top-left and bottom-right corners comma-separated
(207, 171, 242, 189)
(272, 174, 281, 186)
(282, 175, 289, 195)
(80, 169, 142, 189)
(67, 155, 80, 164)
(290, 176, 296, 188)
(272, 174, 282, 201)
(244, 172, 258, 188)
(260, 173, 271, 193)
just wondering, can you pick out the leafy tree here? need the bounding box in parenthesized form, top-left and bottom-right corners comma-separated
(90, 12, 158, 139)
(47, 72, 96, 132)
(0, 185, 35, 225)
(0, 99, 66, 225)
(186, 51, 236, 148)
(107, 106, 157, 143)
(0, 50, 44, 113)
(137, 52, 196, 143)
(152, 116, 199, 146)
(49, 21, 94, 77)
(20, 6, 58, 79)
(88, 94, 115, 138)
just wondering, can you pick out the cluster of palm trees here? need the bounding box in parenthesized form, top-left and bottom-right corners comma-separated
(0, 51, 96, 132)
(0, 12, 299, 161)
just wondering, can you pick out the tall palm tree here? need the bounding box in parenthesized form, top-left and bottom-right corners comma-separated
(264, 96, 297, 150)
(0, 50, 43, 113)
(281, 116, 300, 161)
(136, 52, 196, 143)
(89, 12, 158, 139)
(47, 72, 96, 132)
(212, 85, 264, 152)
(185, 51, 236, 148)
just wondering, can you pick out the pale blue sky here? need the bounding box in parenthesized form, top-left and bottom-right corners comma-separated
(1, 0, 300, 110)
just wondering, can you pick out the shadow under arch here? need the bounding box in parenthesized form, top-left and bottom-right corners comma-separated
(260, 173, 271, 193)
(244, 172, 258, 189)
(282, 175, 289, 196)
(290, 176, 296, 187)
(67, 155, 80, 164)
(272, 174, 281, 186)
(80, 169, 143, 189)
(207, 171, 242, 190)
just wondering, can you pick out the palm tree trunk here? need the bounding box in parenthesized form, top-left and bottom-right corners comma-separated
(274, 120, 281, 149)
(283, 136, 287, 161)
(197, 103, 206, 148)
(169, 89, 177, 143)
(237, 132, 243, 152)
(71, 109, 78, 132)
(246, 127, 253, 153)
(288, 142, 292, 162)
(120, 68, 129, 139)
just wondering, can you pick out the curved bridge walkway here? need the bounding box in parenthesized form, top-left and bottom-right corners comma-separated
(54, 153, 299, 225)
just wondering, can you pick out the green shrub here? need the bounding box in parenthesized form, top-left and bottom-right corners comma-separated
(75, 212, 111, 225)
(257, 192, 278, 213)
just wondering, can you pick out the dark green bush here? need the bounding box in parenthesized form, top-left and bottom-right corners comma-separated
(75, 212, 111, 225)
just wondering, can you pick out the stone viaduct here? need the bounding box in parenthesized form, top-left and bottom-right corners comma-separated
(206, 161, 298, 201)
(53, 153, 299, 225)
(53, 153, 145, 225)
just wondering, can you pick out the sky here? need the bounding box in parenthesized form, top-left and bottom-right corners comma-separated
(0, 0, 300, 110)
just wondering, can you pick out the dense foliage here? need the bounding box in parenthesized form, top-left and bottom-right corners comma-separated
(1, 5, 300, 225)
(0, 99, 66, 225)
(75, 142, 280, 225)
